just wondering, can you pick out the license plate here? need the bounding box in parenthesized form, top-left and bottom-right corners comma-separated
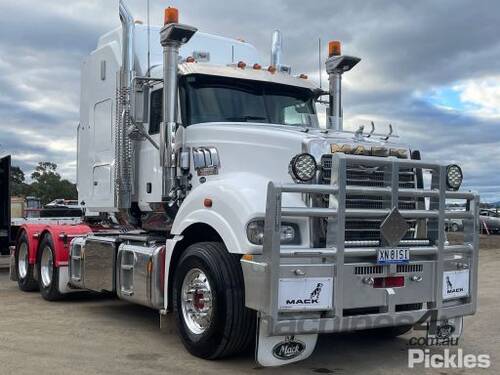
(377, 248, 410, 264)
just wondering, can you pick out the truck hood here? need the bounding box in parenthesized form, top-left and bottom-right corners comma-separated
(184, 122, 410, 183)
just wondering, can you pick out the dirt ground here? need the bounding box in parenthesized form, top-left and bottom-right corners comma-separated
(0, 235, 499, 374)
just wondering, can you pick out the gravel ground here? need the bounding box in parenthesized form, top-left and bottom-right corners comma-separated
(0, 236, 499, 375)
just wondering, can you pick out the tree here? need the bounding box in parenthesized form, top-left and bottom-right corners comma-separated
(11, 165, 32, 197)
(29, 162, 77, 205)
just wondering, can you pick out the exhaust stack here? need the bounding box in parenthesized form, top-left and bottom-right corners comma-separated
(159, 8, 197, 201)
(114, 0, 135, 210)
(271, 30, 283, 68)
(325, 41, 360, 131)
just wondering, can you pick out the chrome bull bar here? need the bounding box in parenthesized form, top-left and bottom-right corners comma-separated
(242, 153, 480, 336)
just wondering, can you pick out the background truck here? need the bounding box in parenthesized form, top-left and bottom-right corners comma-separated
(9, 1, 480, 367)
(0, 155, 11, 255)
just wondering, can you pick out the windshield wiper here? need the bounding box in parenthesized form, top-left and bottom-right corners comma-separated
(227, 115, 267, 122)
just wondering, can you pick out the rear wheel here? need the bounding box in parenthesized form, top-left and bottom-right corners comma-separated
(173, 242, 255, 359)
(37, 236, 62, 301)
(15, 232, 38, 291)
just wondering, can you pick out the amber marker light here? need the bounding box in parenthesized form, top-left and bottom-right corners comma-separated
(164, 7, 179, 25)
(328, 40, 341, 57)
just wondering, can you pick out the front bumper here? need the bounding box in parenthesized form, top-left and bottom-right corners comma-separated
(242, 153, 480, 336)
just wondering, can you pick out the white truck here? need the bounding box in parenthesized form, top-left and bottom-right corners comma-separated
(10, 1, 480, 366)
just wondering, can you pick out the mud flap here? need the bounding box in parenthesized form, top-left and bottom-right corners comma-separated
(58, 266, 78, 294)
(255, 316, 318, 367)
(9, 249, 18, 282)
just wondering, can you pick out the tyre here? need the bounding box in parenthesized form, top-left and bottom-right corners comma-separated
(15, 231, 38, 291)
(173, 242, 255, 359)
(451, 223, 459, 232)
(364, 325, 413, 337)
(37, 235, 63, 301)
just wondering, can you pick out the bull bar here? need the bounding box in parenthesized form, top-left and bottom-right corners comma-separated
(241, 153, 480, 336)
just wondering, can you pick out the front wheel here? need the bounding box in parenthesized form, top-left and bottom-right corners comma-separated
(173, 242, 255, 359)
(37, 236, 62, 301)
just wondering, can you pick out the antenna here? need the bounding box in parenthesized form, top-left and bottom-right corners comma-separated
(147, 0, 151, 76)
(318, 37, 322, 89)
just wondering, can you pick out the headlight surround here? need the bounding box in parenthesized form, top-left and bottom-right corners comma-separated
(246, 220, 300, 245)
(289, 153, 317, 182)
(446, 164, 463, 190)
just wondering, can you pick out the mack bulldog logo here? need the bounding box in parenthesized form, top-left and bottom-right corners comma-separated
(446, 276, 464, 294)
(272, 336, 305, 360)
(286, 283, 323, 305)
(310, 283, 323, 303)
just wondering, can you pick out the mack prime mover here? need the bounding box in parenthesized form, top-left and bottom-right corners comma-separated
(9, 1, 480, 367)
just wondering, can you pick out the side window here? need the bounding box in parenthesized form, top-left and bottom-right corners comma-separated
(283, 103, 316, 127)
(149, 89, 163, 135)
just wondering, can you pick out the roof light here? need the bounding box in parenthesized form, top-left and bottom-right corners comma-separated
(299, 74, 308, 79)
(186, 56, 195, 63)
(268, 65, 277, 74)
(328, 40, 341, 57)
(253, 63, 262, 70)
(164, 7, 179, 25)
(237, 61, 246, 69)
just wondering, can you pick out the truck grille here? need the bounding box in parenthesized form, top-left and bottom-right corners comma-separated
(319, 154, 418, 244)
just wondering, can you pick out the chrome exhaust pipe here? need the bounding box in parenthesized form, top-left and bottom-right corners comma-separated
(159, 11, 197, 201)
(271, 30, 282, 68)
(114, 0, 135, 210)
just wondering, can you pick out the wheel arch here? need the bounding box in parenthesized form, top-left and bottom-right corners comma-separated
(16, 224, 46, 265)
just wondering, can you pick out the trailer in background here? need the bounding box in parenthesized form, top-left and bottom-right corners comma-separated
(0, 155, 11, 255)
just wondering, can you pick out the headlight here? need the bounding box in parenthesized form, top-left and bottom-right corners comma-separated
(289, 153, 317, 182)
(446, 164, 463, 190)
(246, 220, 299, 245)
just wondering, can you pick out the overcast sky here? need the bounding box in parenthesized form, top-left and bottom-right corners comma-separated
(0, 0, 499, 201)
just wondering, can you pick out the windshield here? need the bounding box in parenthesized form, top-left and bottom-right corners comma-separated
(179, 74, 317, 127)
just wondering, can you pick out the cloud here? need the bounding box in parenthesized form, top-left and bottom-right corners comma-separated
(0, 0, 499, 201)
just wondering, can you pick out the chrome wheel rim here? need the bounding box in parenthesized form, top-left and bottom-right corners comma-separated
(40, 246, 53, 288)
(181, 268, 213, 335)
(18, 243, 28, 279)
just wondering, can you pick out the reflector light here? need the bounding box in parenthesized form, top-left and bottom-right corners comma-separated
(204, 198, 213, 208)
(268, 65, 277, 74)
(299, 74, 308, 79)
(328, 40, 341, 57)
(373, 276, 405, 288)
(237, 61, 247, 69)
(164, 7, 179, 25)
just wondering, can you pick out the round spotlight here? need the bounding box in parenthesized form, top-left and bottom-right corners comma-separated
(446, 164, 463, 190)
(289, 153, 317, 182)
